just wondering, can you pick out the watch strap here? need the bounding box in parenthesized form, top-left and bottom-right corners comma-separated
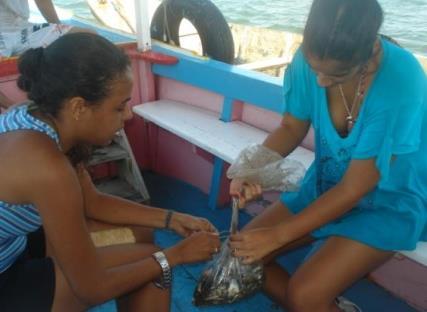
(152, 251, 172, 289)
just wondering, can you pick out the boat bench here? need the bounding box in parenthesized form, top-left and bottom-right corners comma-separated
(133, 99, 427, 268)
(132, 99, 315, 205)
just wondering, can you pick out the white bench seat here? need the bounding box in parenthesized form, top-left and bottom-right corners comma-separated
(401, 243, 427, 267)
(133, 99, 426, 268)
(133, 100, 314, 168)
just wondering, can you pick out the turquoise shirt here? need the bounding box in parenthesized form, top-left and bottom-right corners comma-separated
(280, 39, 427, 251)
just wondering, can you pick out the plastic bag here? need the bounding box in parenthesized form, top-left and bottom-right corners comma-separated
(226, 144, 305, 192)
(193, 199, 264, 306)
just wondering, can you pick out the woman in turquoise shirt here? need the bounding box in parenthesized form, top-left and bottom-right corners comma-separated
(229, 0, 427, 311)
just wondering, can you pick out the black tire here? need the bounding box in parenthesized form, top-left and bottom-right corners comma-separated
(150, 0, 235, 64)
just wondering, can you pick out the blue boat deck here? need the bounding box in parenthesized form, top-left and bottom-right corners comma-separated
(91, 172, 417, 312)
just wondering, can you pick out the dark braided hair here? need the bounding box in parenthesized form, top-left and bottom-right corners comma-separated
(17, 32, 130, 116)
(302, 0, 384, 66)
(17, 33, 130, 166)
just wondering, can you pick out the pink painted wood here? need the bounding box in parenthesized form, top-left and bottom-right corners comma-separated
(371, 256, 427, 311)
(157, 77, 224, 113)
(125, 45, 157, 170)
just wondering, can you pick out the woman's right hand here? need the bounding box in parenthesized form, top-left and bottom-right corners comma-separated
(230, 178, 262, 208)
(165, 231, 220, 266)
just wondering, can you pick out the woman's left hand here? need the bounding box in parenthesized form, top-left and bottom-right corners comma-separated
(170, 212, 218, 237)
(229, 227, 283, 264)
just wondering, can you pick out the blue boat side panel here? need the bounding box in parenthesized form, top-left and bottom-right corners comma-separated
(152, 45, 285, 114)
(66, 19, 135, 44)
(220, 97, 234, 122)
(208, 157, 225, 210)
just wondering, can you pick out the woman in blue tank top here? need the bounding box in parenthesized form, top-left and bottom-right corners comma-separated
(228, 0, 427, 311)
(0, 33, 220, 311)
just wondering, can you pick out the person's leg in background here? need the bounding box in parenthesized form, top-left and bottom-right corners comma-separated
(0, 24, 94, 111)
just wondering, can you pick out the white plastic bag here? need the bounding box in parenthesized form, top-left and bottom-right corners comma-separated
(226, 144, 305, 192)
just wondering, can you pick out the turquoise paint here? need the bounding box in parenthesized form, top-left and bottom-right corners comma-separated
(220, 97, 234, 122)
(67, 19, 134, 44)
(152, 45, 285, 114)
(208, 157, 225, 210)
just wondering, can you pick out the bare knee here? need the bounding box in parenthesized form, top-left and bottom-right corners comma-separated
(131, 226, 154, 244)
(52, 262, 89, 312)
(286, 277, 327, 312)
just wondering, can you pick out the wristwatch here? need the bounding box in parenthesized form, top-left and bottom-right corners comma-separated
(152, 251, 172, 289)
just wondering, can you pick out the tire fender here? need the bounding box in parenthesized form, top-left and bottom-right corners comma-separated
(150, 0, 235, 64)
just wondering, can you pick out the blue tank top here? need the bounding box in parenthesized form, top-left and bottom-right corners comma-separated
(0, 103, 59, 273)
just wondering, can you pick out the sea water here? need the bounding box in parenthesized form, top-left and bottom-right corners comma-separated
(54, 0, 427, 56)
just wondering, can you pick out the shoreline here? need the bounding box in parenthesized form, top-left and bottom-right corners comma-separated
(171, 21, 427, 76)
(53, 2, 427, 77)
(52, 1, 426, 76)
(228, 23, 427, 76)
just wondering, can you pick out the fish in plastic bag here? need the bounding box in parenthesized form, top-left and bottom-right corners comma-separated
(193, 198, 264, 306)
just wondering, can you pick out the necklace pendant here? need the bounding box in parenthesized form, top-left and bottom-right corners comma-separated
(346, 116, 355, 133)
